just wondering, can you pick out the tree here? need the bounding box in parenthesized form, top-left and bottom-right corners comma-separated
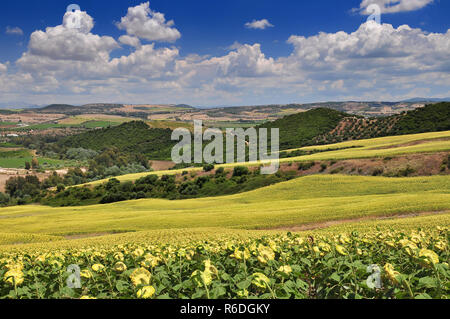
(31, 157, 39, 169)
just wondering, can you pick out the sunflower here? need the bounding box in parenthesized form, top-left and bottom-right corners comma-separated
(136, 286, 156, 299)
(383, 263, 400, 284)
(92, 264, 105, 272)
(335, 245, 348, 256)
(191, 269, 212, 287)
(418, 249, 439, 267)
(130, 268, 151, 287)
(278, 265, 292, 275)
(251, 272, 270, 290)
(318, 242, 331, 253)
(133, 248, 145, 257)
(230, 248, 250, 260)
(113, 252, 124, 261)
(435, 241, 446, 251)
(3, 269, 24, 286)
(204, 259, 218, 277)
(257, 245, 275, 264)
(80, 269, 93, 279)
(236, 289, 249, 298)
(114, 261, 127, 272)
(339, 234, 351, 244)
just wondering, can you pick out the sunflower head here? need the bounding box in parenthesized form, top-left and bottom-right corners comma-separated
(251, 272, 270, 290)
(3, 269, 24, 286)
(335, 245, 348, 256)
(137, 286, 156, 299)
(130, 268, 151, 287)
(114, 262, 127, 272)
(383, 263, 401, 284)
(418, 249, 439, 267)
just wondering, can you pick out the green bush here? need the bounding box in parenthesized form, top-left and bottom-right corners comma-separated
(233, 166, 249, 177)
(203, 164, 215, 172)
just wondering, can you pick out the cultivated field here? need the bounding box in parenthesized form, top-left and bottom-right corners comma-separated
(0, 174, 448, 237)
(0, 131, 448, 299)
(0, 214, 447, 299)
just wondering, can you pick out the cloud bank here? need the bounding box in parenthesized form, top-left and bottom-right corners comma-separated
(0, 2, 449, 105)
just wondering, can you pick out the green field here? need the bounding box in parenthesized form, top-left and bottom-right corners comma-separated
(0, 130, 448, 300)
(0, 175, 448, 239)
(0, 148, 74, 169)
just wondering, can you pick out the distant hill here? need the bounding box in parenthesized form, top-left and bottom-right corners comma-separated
(311, 102, 450, 146)
(58, 121, 176, 160)
(257, 102, 449, 150)
(56, 103, 449, 158)
(401, 98, 450, 103)
(39, 104, 77, 113)
(392, 102, 450, 134)
(26, 100, 430, 120)
(258, 108, 348, 149)
(38, 103, 124, 114)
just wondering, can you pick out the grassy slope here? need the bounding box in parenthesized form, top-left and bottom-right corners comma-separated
(0, 148, 70, 168)
(0, 175, 448, 236)
(84, 130, 450, 186)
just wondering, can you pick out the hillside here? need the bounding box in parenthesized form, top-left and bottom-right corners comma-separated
(0, 175, 448, 235)
(267, 103, 450, 149)
(58, 121, 176, 160)
(393, 102, 450, 134)
(38, 103, 123, 114)
(258, 108, 348, 149)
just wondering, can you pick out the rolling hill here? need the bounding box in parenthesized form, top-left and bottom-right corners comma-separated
(259, 102, 450, 149)
(0, 174, 448, 236)
(258, 108, 348, 149)
(58, 121, 176, 160)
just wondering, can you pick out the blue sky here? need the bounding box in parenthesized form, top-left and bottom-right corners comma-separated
(0, 0, 449, 106)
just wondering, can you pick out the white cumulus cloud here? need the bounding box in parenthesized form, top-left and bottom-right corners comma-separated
(245, 19, 274, 30)
(119, 35, 141, 48)
(22, 10, 118, 62)
(1, 4, 449, 106)
(117, 2, 181, 42)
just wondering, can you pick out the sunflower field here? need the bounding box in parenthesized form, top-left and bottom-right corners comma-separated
(0, 227, 448, 299)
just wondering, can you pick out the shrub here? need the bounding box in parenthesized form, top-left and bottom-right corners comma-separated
(330, 167, 344, 174)
(215, 167, 225, 176)
(233, 166, 249, 177)
(203, 164, 215, 172)
(298, 162, 315, 171)
(372, 168, 384, 176)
